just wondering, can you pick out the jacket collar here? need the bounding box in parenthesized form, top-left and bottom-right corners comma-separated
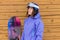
(28, 13, 40, 19)
(34, 13, 40, 19)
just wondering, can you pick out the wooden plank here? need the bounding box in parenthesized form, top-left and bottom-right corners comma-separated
(0, 9, 26, 12)
(0, 0, 25, 2)
(2, 26, 60, 33)
(21, 25, 60, 33)
(0, 27, 60, 35)
(40, 5, 60, 9)
(0, 5, 60, 11)
(0, 1, 51, 5)
(1, 27, 60, 37)
(0, 29, 8, 34)
(0, 34, 8, 38)
(0, 12, 60, 18)
(43, 19, 60, 23)
(0, 9, 60, 13)
(16, 25, 60, 32)
(0, 15, 60, 20)
(0, 5, 60, 10)
(26, 0, 52, 2)
(0, 1, 59, 5)
(2, 8, 57, 12)
(1, 18, 60, 26)
(45, 25, 60, 28)
(44, 27, 60, 33)
(0, 26, 8, 30)
(52, 0, 60, 4)
(0, 18, 60, 26)
(42, 16, 60, 19)
(0, 6, 26, 10)
(26, 0, 60, 2)
(44, 23, 60, 26)
(0, 19, 24, 26)
(0, 15, 26, 20)
(44, 33, 60, 37)
(40, 9, 60, 12)
(0, 13, 26, 19)
(43, 36, 60, 40)
(40, 12, 60, 15)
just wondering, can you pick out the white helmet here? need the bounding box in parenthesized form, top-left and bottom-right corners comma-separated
(27, 2, 39, 9)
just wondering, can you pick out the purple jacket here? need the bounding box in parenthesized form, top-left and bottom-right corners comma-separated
(21, 13, 44, 40)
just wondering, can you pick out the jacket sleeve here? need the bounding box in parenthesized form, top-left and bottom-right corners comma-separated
(21, 32, 24, 40)
(35, 20, 44, 40)
(21, 19, 26, 40)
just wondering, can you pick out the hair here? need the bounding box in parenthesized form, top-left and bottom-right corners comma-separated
(27, 2, 39, 17)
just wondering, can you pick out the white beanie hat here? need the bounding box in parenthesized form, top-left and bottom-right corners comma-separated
(28, 2, 39, 9)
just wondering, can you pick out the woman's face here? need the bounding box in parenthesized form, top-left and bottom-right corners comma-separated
(28, 7, 33, 15)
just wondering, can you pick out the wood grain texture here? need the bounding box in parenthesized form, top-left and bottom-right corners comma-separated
(0, 0, 60, 40)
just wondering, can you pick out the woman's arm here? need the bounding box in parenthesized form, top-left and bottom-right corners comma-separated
(21, 32, 24, 40)
(35, 20, 44, 40)
(21, 19, 27, 40)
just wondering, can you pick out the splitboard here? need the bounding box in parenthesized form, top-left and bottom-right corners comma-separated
(8, 16, 21, 40)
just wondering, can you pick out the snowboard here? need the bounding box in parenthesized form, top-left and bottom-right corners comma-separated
(8, 16, 21, 40)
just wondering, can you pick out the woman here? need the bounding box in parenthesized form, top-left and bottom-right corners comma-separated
(21, 2, 44, 40)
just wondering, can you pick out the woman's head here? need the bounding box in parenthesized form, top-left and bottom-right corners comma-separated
(27, 2, 39, 17)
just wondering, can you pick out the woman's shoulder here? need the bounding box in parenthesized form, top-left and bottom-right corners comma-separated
(34, 18, 43, 24)
(24, 17, 29, 23)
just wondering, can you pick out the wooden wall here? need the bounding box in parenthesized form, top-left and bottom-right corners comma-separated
(0, 0, 60, 40)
